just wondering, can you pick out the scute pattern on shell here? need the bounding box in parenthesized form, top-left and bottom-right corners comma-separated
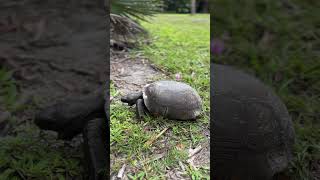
(212, 63, 295, 179)
(143, 80, 202, 120)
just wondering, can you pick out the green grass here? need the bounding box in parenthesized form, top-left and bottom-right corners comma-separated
(0, 68, 84, 179)
(141, 14, 210, 115)
(110, 14, 210, 178)
(0, 68, 18, 111)
(213, 0, 320, 179)
(0, 132, 83, 179)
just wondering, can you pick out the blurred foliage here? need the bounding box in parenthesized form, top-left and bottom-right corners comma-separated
(0, 68, 84, 179)
(111, 0, 163, 21)
(110, 0, 163, 41)
(0, 68, 17, 111)
(0, 132, 83, 179)
(163, 0, 208, 13)
(212, 0, 320, 179)
(163, 0, 191, 13)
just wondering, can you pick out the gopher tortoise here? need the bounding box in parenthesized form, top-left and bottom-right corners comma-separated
(34, 87, 108, 180)
(34, 63, 296, 180)
(121, 80, 202, 120)
(212, 63, 295, 180)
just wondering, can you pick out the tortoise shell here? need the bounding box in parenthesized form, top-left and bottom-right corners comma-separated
(212, 63, 295, 179)
(142, 80, 202, 120)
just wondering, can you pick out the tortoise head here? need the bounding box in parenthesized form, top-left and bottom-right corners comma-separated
(120, 91, 143, 106)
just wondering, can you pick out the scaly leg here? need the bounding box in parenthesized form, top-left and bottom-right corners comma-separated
(83, 118, 107, 180)
(136, 99, 149, 119)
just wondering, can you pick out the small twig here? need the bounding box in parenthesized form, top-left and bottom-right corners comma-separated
(16, 169, 27, 180)
(144, 127, 169, 147)
(187, 156, 196, 169)
(116, 57, 131, 63)
(188, 145, 203, 158)
(55, 80, 75, 91)
(199, 166, 210, 171)
(48, 62, 67, 72)
(140, 152, 166, 166)
(149, 64, 164, 72)
(179, 161, 186, 172)
(187, 145, 204, 170)
(70, 67, 96, 76)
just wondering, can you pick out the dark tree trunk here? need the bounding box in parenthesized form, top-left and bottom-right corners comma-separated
(191, 0, 196, 14)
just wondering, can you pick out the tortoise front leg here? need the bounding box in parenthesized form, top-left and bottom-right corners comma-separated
(136, 99, 149, 119)
(83, 118, 107, 180)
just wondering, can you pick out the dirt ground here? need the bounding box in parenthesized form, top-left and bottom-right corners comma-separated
(110, 48, 164, 95)
(0, 1, 107, 178)
(0, 0, 107, 128)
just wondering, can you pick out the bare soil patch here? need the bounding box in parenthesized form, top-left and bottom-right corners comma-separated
(111, 48, 165, 95)
(0, 1, 106, 178)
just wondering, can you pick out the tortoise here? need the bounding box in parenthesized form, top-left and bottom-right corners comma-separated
(34, 87, 108, 180)
(121, 80, 202, 120)
(212, 63, 295, 180)
(34, 63, 296, 180)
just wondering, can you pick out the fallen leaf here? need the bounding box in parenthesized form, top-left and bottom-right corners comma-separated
(176, 143, 185, 151)
(117, 164, 126, 179)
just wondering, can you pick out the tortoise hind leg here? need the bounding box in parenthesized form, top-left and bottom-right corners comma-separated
(83, 118, 107, 180)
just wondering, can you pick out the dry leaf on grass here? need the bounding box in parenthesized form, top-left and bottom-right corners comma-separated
(117, 164, 126, 179)
(176, 143, 185, 151)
